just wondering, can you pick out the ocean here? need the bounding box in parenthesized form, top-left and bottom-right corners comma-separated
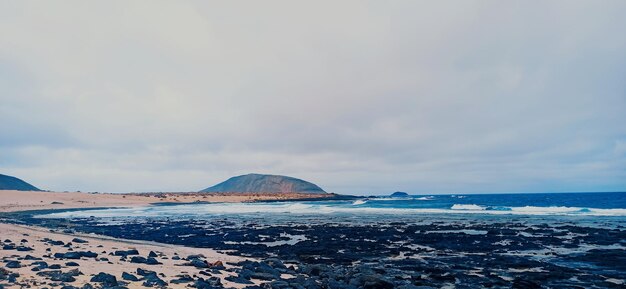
(40, 191, 626, 218)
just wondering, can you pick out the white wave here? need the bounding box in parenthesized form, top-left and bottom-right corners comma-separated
(352, 199, 368, 205)
(416, 196, 434, 201)
(451, 204, 486, 210)
(509, 206, 626, 216)
(37, 202, 626, 218)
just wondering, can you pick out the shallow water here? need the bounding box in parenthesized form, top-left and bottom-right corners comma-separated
(39, 192, 626, 219)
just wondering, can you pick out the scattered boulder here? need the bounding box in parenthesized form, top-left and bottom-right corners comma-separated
(122, 272, 140, 281)
(6, 261, 21, 269)
(114, 249, 139, 257)
(90, 272, 118, 287)
(37, 269, 82, 282)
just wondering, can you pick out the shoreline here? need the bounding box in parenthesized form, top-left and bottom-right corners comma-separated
(2, 190, 625, 288)
(0, 190, 335, 289)
(0, 190, 343, 214)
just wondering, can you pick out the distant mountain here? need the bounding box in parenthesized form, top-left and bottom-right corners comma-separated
(390, 191, 409, 198)
(0, 174, 41, 191)
(200, 173, 327, 194)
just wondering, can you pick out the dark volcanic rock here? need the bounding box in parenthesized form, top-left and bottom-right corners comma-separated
(193, 277, 223, 288)
(136, 268, 156, 276)
(142, 274, 167, 287)
(37, 269, 81, 282)
(130, 256, 147, 263)
(5, 261, 21, 268)
(71, 238, 88, 244)
(0, 173, 41, 191)
(114, 249, 139, 257)
(90, 272, 118, 287)
(55, 251, 98, 259)
(188, 259, 209, 268)
(199, 173, 327, 194)
(122, 272, 140, 281)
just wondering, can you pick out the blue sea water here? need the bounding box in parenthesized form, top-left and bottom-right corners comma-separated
(40, 192, 626, 219)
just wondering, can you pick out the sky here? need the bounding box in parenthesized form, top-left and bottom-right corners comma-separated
(1, 1, 625, 194)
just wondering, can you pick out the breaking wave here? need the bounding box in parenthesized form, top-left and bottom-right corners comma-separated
(38, 201, 626, 219)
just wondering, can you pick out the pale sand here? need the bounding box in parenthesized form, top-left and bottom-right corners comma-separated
(0, 190, 328, 288)
(0, 190, 332, 213)
(0, 223, 253, 288)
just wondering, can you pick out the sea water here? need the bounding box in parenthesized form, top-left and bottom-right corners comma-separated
(40, 192, 626, 219)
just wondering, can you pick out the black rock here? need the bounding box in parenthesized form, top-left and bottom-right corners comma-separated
(23, 254, 41, 260)
(265, 258, 286, 270)
(170, 275, 194, 284)
(189, 259, 209, 268)
(142, 274, 167, 287)
(66, 262, 80, 267)
(193, 277, 223, 289)
(31, 261, 48, 269)
(350, 274, 394, 289)
(122, 272, 140, 281)
(37, 269, 81, 282)
(225, 275, 254, 284)
(251, 272, 276, 281)
(130, 256, 147, 264)
(148, 251, 158, 258)
(6, 261, 21, 268)
(72, 238, 88, 244)
(47, 239, 65, 246)
(90, 272, 118, 287)
(136, 268, 156, 276)
(114, 249, 139, 257)
(61, 252, 82, 259)
(79, 251, 98, 258)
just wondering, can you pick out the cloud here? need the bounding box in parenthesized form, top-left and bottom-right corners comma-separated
(1, 0, 625, 193)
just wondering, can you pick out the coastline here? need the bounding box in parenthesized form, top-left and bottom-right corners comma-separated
(0, 190, 333, 289)
(0, 190, 339, 213)
(2, 191, 625, 288)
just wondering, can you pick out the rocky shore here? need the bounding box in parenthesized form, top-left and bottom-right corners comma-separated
(0, 190, 341, 289)
(2, 191, 625, 289)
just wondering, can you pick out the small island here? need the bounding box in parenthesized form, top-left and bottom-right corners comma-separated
(390, 191, 409, 198)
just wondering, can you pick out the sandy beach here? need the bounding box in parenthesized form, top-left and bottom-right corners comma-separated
(0, 190, 333, 213)
(0, 190, 328, 288)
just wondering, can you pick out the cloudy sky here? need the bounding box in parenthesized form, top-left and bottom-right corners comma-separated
(1, 1, 625, 194)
